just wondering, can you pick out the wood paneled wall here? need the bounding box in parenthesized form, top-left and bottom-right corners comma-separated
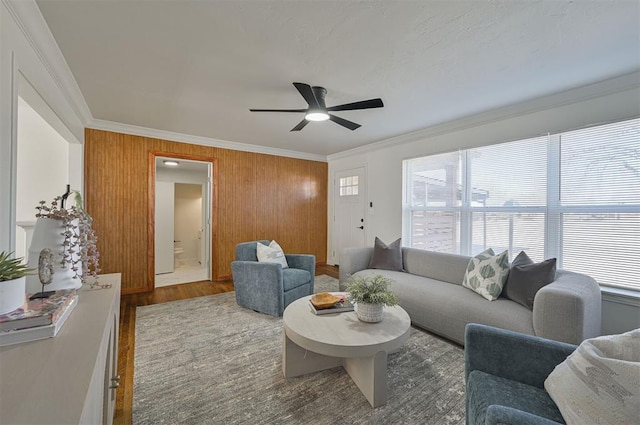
(84, 129, 327, 294)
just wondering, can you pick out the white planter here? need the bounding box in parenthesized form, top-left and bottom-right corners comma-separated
(0, 277, 26, 315)
(26, 217, 82, 293)
(356, 302, 384, 323)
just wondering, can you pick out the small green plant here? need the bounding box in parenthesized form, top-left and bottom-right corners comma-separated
(345, 274, 398, 306)
(0, 251, 34, 282)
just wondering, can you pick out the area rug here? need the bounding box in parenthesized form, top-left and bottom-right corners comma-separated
(133, 275, 465, 425)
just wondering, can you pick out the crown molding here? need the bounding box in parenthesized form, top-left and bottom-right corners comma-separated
(3, 0, 93, 125)
(88, 119, 328, 162)
(328, 71, 640, 161)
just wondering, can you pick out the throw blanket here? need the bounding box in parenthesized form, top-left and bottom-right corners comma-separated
(545, 329, 640, 425)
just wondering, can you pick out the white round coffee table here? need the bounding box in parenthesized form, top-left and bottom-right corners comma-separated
(282, 293, 411, 407)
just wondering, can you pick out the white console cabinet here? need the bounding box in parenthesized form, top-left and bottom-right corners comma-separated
(0, 274, 121, 424)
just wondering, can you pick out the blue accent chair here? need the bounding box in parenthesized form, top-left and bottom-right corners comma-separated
(231, 240, 315, 317)
(465, 323, 577, 425)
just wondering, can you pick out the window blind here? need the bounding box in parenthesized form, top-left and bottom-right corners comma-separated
(560, 119, 640, 206)
(403, 117, 640, 291)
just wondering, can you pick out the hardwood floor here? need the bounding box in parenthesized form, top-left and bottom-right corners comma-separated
(114, 265, 339, 425)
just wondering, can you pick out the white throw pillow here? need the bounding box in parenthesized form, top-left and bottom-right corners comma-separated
(462, 248, 510, 301)
(545, 329, 640, 425)
(256, 240, 289, 269)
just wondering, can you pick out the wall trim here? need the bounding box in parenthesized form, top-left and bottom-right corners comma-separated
(327, 71, 640, 161)
(4, 0, 92, 127)
(88, 118, 328, 162)
(601, 287, 640, 308)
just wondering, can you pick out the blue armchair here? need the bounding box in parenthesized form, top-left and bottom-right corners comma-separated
(231, 240, 315, 317)
(465, 323, 576, 425)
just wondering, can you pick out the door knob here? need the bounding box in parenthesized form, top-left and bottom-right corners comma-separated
(357, 226, 364, 229)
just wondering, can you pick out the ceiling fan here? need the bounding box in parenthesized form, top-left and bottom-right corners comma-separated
(249, 82, 384, 131)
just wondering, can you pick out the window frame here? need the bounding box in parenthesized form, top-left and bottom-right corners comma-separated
(402, 118, 640, 291)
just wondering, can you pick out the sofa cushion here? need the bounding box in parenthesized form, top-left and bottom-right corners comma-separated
(402, 247, 470, 284)
(485, 405, 564, 425)
(368, 237, 403, 271)
(545, 329, 640, 425)
(504, 251, 557, 310)
(467, 370, 565, 425)
(352, 269, 534, 345)
(462, 249, 510, 301)
(257, 240, 289, 269)
(282, 268, 311, 291)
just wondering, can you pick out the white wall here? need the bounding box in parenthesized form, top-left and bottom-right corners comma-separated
(16, 97, 69, 221)
(14, 98, 70, 259)
(1, 1, 88, 253)
(174, 184, 203, 262)
(156, 168, 208, 185)
(328, 74, 640, 335)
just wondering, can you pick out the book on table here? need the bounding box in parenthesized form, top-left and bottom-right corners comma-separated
(309, 297, 354, 315)
(0, 294, 78, 346)
(0, 289, 78, 331)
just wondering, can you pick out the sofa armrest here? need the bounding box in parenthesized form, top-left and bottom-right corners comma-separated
(285, 254, 315, 273)
(485, 405, 563, 425)
(231, 261, 284, 315)
(464, 324, 576, 389)
(338, 247, 373, 290)
(533, 270, 601, 345)
(285, 254, 316, 291)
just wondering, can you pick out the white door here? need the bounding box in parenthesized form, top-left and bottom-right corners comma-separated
(155, 181, 175, 274)
(334, 167, 366, 265)
(202, 165, 212, 279)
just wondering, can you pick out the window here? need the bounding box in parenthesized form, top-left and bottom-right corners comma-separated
(339, 175, 359, 196)
(403, 118, 640, 291)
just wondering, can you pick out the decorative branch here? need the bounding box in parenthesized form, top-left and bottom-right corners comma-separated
(35, 191, 104, 288)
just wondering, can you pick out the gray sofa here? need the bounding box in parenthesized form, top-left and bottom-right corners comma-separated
(339, 247, 601, 345)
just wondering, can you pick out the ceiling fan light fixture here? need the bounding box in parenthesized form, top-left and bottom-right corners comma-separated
(305, 111, 330, 122)
(250, 82, 383, 131)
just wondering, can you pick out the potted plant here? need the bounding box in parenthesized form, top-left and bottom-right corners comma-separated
(26, 187, 100, 292)
(0, 252, 33, 315)
(345, 274, 398, 323)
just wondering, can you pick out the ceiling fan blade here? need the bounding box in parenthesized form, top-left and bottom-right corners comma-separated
(327, 98, 384, 112)
(293, 82, 319, 109)
(290, 119, 309, 132)
(329, 114, 361, 131)
(249, 108, 307, 113)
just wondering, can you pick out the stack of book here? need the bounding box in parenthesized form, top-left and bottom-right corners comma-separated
(309, 293, 354, 315)
(0, 289, 78, 346)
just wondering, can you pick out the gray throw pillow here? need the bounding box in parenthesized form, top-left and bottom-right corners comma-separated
(504, 251, 556, 310)
(368, 237, 403, 272)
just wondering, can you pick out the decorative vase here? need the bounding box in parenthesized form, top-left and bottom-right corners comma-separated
(0, 277, 26, 315)
(25, 217, 82, 293)
(356, 302, 384, 323)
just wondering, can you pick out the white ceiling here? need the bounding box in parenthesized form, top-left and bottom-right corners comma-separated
(36, 0, 640, 157)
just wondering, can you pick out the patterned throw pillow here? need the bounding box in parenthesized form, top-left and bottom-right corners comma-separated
(256, 240, 289, 269)
(462, 248, 510, 301)
(545, 329, 640, 425)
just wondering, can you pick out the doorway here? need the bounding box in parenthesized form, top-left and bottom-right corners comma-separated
(333, 167, 367, 265)
(152, 155, 214, 287)
(15, 74, 81, 262)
